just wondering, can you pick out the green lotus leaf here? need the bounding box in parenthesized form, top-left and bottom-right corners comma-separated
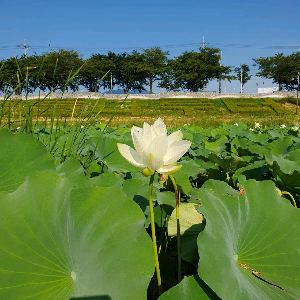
(122, 178, 150, 212)
(0, 172, 154, 299)
(172, 171, 192, 194)
(268, 159, 300, 192)
(205, 135, 228, 152)
(168, 203, 203, 237)
(267, 137, 294, 156)
(168, 203, 204, 262)
(248, 133, 269, 144)
(180, 159, 205, 178)
(90, 172, 123, 189)
(201, 179, 240, 196)
(248, 143, 268, 157)
(232, 160, 268, 185)
(158, 275, 220, 300)
(0, 128, 55, 192)
(56, 157, 87, 184)
(197, 179, 300, 300)
(90, 137, 136, 173)
(208, 154, 248, 173)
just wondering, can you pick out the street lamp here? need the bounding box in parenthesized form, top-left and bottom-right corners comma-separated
(110, 72, 113, 94)
(240, 64, 243, 94)
(297, 72, 299, 116)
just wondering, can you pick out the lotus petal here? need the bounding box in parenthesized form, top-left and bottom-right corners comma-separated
(157, 165, 182, 175)
(147, 134, 169, 160)
(164, 140, 192, 165)
(152, 118, 167, 136)
(132, 126, 148, 155)
(167, 130, 183, 147)
(117, 143, 145, 168)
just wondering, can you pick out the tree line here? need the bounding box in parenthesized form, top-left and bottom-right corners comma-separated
(0, 47, 299, 95)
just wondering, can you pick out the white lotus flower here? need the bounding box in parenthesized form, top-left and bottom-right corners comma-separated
(117, 118, 191, 175)
(280, 124, 286, 128)
(234, 123, 238, 126)
(254, 122, 260, 129)
(292, 126, 299, 131)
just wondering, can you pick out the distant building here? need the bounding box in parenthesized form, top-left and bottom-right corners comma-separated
(258, 87, 279, 93)
(103, 89, 154, 94)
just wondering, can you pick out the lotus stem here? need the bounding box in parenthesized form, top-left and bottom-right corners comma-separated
(169, 174, 181, 282)
(149, 174, 162, 295)
(282, 191, 297, 208)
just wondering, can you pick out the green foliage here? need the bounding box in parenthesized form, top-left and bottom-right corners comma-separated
(1, 121, 300, 299)
(140, 47, 170, 94)
(234, 64, 252, 91)
(159, 47, 231, 92)
(108, 51, 147, 94)
(253, 52, 300, 91)
(197, 179, 300, 299)
(80, 54, 114, 92)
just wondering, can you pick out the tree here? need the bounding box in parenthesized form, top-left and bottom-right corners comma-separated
(108, 51, 147, 94)
(37, 49, 84, 92)
(159, 47, 231, 92)
(234, 64, 252, 93)
(0, 55, 39, 95)
(253, 52, 300, 91)
(140, 47, 169, 94)
(80, 54, 114, 92)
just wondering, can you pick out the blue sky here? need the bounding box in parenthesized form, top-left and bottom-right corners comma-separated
(1, 0, 299, 93)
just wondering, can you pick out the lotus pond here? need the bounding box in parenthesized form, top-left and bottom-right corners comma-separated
(0, 120, 299, 300)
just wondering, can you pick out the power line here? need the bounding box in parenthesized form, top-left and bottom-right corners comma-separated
(0, 42, 299, 53)
(16, 40, 30, 58)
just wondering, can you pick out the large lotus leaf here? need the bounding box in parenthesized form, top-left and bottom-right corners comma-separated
(231, 136, 254, 156)
(205, 135, 228, 152)
(267, 137, 294, 156)
(158, 275, 220, 300)
(90, 172, 123, 189)
(287, 149, 300, 162)
(208, 154, 248, 173)
(0, 172, 154, 299)
(201, 179, 240, 196)
(172, 171, 192, 194)
(168, 203, 204, 262)
(268, 159, 300, 192)
(248, 143, 269, 157)
(232, 160, 268, 185)
(0, 128, 55, 192)
(56, 157, 87, 184)
(90, 137, 136, 173)
(122, 178, 150, 212)
(168, 203, 203, 236)
(197, 179, 300, 300)
(180, 159, 205, 178)
(248, 133, 269, 144)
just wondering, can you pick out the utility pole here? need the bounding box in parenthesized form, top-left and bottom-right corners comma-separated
(297, 72, 299, 115)
(240, 64, 243, 94)
(202, 36, 205, 49)
(224, 78, 227, 94)
(219, 50, 222, 94)
(17, 39, 29, 58)
(110, 72, 113, 94)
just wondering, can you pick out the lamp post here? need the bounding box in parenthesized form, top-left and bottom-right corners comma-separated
(110, 72, 113, 94)
(297, 72, 299, 115)
(240, 64, 243, 94)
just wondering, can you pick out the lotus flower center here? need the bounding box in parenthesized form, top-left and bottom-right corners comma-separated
(71, 271, 76, 281)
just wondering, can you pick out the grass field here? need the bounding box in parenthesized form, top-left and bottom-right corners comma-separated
(0, 96, 299, 128)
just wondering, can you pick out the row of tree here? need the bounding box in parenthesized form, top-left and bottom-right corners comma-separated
(0, 47, 299, 95)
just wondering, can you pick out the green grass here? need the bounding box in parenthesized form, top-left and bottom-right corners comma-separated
(0, 97, 299, 128)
